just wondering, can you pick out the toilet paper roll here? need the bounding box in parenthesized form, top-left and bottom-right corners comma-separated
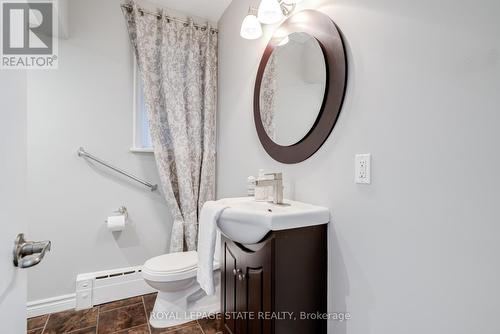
(107, 215, 126, 232)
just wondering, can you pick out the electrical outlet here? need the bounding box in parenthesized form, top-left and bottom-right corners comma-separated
(355, 154, 371, 184)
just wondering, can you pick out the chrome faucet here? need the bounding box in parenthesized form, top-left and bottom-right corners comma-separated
(256, 172, 284, 205)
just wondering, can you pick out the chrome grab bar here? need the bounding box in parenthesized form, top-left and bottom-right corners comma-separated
(77, 147, 158, 191)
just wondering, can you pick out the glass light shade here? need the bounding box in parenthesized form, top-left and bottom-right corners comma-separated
(258, 0, 284, 24)
(240, 14, 263, 40)
(278, 36, 289, 46)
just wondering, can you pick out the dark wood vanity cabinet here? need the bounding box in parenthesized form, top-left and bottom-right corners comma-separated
(221, 225, 328, 334)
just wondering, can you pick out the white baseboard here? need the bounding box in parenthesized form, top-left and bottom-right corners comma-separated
(27, 294, 76, 318)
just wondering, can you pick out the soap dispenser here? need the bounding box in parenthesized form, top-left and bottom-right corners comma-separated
(247, 176, 256, 196)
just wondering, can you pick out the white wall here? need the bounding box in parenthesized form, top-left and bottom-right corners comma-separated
(217, 1, 500, 333)
(26, 0, 171, 301)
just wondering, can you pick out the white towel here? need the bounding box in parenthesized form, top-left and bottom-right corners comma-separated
(197, 201, 227, 295)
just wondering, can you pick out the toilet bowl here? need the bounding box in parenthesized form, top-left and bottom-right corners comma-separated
(142, 233, 221, 328)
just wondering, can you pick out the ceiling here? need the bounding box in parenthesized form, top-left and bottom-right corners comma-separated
(146, 0, 233, 23)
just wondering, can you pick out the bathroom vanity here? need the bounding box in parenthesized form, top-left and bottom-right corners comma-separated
(216, 198, 330, 334)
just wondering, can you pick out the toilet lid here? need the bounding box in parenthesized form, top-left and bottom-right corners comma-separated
(144, 251, 198, 274)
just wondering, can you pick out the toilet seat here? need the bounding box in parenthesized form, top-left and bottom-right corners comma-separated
(143, 250, 220, 282)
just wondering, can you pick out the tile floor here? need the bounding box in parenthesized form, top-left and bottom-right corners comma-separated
(27, 293, 223, 334)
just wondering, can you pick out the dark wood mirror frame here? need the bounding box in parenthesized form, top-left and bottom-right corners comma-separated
(254, 10, 347, 164)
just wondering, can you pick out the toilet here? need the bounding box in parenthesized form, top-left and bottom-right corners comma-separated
(142, 232, 221, 329)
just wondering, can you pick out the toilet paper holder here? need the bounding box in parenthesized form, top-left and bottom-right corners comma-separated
(105, 206, 128, 223)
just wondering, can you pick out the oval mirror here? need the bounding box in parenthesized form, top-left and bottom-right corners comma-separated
(259, 32, 327, 146)
(254, 10, 347, 164)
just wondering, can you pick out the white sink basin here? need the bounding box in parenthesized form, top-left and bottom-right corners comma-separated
(216, 197, 330, 245)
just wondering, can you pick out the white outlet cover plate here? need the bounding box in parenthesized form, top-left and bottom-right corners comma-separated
(355, 154, 371, 184)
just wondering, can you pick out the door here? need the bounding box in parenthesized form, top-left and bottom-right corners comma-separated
(0, 72, 51, 332)
(0, 72, 28, 333)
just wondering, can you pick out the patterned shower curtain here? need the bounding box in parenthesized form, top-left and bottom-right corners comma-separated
(123, 1, 217, 252)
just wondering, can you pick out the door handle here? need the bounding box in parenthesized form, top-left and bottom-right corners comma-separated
(13, 233, 51, 269)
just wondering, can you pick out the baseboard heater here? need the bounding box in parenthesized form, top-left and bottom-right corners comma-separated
(76, 266, 155, 310)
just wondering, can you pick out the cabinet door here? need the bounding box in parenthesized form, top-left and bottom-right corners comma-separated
(223, 239, 254, 334)
(222, 237, 273, 334)
(242, 243, 272, 334)
(222, 239, 239, 334)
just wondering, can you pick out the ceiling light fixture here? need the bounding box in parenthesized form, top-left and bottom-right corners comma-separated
(257, 0, 284, 24)
(240, 0, 299, 40)
(240, 7, 263, 40)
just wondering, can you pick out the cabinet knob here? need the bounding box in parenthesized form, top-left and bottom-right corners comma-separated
(233, 268, 246, 280)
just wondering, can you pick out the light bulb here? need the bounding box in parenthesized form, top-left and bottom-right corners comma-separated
(258, 0, 284, 25)
(240, 14, 263, 40)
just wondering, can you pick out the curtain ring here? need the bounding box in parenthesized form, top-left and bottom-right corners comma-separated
(160, 9, 167, 22)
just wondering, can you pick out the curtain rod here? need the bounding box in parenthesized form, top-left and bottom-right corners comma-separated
(121, 4, 218, 33)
